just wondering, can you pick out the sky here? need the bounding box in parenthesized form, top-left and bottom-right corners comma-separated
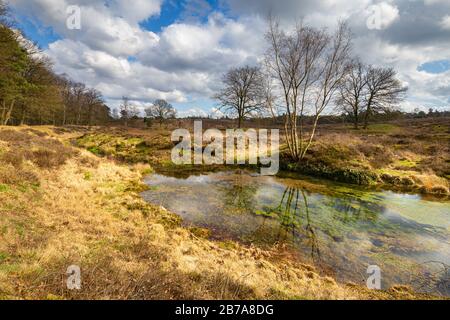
(8, 0, 450, 116)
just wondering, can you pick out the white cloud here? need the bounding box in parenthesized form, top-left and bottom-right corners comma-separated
(424, 0, 450, 5)
(109, 0, 162, 23)
(47, 39, 189, 102)
(138, 13, 265, 73)
(41, 9, 266, 106)
(440, 15, 450, 30)
(365, 2, 399, 30)
(10, 0, 160, 56)
(353, 33, 450, 111)
(177, 108, 210, 118)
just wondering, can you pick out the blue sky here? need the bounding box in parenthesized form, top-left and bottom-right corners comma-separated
(13, 11, 61, 48)
(9, 0, 450, 115)
(418, 60, 450, 74)
(140, 0, 220, 33)
(14, 0, 222, 48)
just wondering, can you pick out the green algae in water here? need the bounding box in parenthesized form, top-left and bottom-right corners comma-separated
(141, 171, 450, 296)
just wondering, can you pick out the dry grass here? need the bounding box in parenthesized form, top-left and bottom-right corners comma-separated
(0, 126, 439, 300)
(303, 122, 450, 194)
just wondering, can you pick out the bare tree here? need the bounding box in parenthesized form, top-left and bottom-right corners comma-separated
(145, 99, 176, 127)
(120, 96, 130, 127)
(265, 17, 352, 160)
(363, 66, 407, 128)
(72, 82, 87, 125)
(214, 65, 265, 128)
(336, 60, 368, 129)
(262, 75, 280, 119)
(84, 88, 104, 126)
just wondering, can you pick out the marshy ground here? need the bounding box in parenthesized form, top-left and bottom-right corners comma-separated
(0, 118, 448, 299)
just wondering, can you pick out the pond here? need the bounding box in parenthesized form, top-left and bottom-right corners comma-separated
(141, 170, 450, 296)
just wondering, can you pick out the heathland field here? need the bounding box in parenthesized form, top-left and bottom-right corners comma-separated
(0, 119, 448, 299)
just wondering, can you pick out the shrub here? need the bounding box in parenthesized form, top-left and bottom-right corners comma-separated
(1, 129, 78, 170)
(401, 177, 415, 186)
(358, 143, 394, 168)
(0, 165, 40, 186)
(1, 150, 24, 168)
(31, 149, 64, 168)
(28, 141, 78, 169)
(0, 130, 32, 143)
(289, 162, 379, 185)
(430, 185, 449, 195)
(24, 129, 48, 137)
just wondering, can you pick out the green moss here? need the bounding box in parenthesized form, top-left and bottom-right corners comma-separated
(376, 168, 415, 178)
(77, 134, 153, 164)
(217, 240, 239, 251)
(394, 159, 418, 168)
(0, 263, 20, 273)
(125, 180, 150, 193)
(15, 223, 25, 238)
(0, 252, 9, 262)
(87, 146, 102, 155)
(158, 212, 183, 228)
(0, 184, 10, 192)
(432, 125, 449, 133)
(283, 161, 379, 186)
(126, 201, 152, 217)
(364, 124, 400, 134)
(189, 226, 211, 239)
(255, 209, 275, 218)
(84, 171, 92, 180)
(140, 168, 153, 175)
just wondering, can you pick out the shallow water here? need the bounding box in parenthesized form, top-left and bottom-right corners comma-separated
(141, 171, 450, 296)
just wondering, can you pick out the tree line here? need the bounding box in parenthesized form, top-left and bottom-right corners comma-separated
(0, 1, 110, 126)
(214, 16, 408, 161)
(116, 96, 177, 127)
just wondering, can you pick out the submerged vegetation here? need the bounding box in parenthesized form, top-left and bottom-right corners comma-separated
(142, 171, 450, 295)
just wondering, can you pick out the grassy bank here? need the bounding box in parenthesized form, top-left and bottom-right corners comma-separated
(0, 126, 437, 300)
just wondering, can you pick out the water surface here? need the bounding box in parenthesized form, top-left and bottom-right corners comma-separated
(141, 171, 450, 296)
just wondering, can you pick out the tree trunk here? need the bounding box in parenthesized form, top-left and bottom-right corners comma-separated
(300, 116, 319, 160)
(20, 111, 26, 126)
(0, 100, 6, 124)
(88, 107, 92, 126)
(363, 108, 370, 129)
(3, 100, 15, 125)
(77, 105, 82, 125)
(363, 97, 373, 129)
(63, 105, 66, 126)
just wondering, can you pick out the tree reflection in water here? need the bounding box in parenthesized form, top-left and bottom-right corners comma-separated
(256, 187, 321, 262)
(219, 174, 258, 215)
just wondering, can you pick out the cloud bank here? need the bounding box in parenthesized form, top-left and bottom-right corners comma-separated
(10, 0, 450, 115)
